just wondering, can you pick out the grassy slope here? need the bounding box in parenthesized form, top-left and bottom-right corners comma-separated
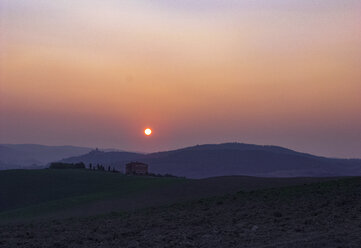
(0, 169, 342, 222)
(0, 169, 183, 220)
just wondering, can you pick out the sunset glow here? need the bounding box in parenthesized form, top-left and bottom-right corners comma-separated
(0, 0, 360, 157)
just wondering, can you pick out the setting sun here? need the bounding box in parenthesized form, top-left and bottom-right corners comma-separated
(144, 128, 152, 136)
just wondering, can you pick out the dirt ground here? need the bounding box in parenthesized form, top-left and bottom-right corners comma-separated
(1, 177, 361, 248)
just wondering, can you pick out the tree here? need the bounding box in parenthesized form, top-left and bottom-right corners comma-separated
(49, 162, 85, 169)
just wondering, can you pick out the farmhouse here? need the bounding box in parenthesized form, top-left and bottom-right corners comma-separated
(125, 162, 148, 175)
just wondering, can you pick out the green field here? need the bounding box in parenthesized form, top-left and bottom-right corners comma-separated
(0, 169, 343, 222)
(0, 169, 184, 221)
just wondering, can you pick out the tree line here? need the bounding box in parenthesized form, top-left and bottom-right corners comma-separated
(49, 162, 120, 173)
(49, 162, 182, 178)
(88, 163, 119, 173)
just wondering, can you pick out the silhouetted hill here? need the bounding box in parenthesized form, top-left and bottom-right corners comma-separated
(0, 144, 93, 169)
(174, 143, 303, 155)
(60, 142, 361, 178)
(0, 146, 39, 170)
(141, 149, 360, 178)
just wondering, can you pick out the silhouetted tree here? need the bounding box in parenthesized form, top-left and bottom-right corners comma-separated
(49, 162, 85, 169)
(96, 164, 105, 171)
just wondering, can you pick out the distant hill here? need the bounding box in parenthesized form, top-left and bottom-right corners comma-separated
(0, 144, 94, 170)
(59, 142, 361, 178)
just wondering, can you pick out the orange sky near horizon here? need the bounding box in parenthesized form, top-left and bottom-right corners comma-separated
(1, 0, 361, 157)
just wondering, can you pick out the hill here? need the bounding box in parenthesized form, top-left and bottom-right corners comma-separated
(60, 142, 361, 178)
(1, 176, 360, 247)
(0, 144, 94, 170)
(0, 145, 39, 170)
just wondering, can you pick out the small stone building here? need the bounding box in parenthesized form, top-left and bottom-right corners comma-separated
(125, 162, 148, 175)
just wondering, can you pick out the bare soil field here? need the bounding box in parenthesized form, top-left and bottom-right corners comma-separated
(1, 177, 360, 247)
(50, 176, 340, 219)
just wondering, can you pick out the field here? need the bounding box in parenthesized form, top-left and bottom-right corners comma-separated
(0, 169, 338, 222)
(1, 175, 360, 247)
(0, 169, 183, 221)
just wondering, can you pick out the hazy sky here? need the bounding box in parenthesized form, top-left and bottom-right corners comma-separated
(1, 0, 361, 157)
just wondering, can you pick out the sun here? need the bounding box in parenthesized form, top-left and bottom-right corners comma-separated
(144, 128, 152, 136)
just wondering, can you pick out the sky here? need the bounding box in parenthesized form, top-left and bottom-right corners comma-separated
(0, 0, 361, 157)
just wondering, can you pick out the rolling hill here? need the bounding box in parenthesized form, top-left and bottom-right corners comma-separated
(59, 143, 361, 178)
